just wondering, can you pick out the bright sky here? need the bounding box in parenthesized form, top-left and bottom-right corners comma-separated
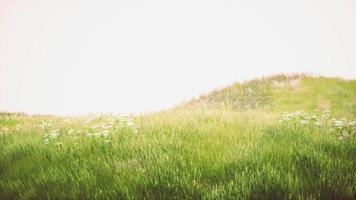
(1, 0, 356, 116)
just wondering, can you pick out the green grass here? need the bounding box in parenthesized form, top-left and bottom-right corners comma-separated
(180, 74, 356, 118)
(270, 77, 356, 118)
(1, 74, 356, 199)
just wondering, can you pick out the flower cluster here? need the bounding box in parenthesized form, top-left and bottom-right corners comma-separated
(42, 114, 138, 145)
(279, 110, 356, 141)
(279, 110, 318, 125)
(43, 129, 60, 144)
(331, 119, 356, 141)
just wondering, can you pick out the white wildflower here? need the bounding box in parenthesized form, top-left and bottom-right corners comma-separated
(102, 130, 110, 137)
(334, 120, 345, 127)
(49, 129, 60, 139)
(43, 138, 50, 144)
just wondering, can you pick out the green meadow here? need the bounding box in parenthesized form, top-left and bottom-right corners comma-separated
(1, 74, 355, 199)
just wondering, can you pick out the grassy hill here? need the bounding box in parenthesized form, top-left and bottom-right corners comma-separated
(0, 74, 356, 199)
(179, 74, 356, 118)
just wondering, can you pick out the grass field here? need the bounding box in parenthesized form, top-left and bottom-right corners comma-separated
(1, 74, 356, 199)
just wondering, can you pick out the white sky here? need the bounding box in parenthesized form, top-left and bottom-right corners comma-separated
(1, 0, 356, 116)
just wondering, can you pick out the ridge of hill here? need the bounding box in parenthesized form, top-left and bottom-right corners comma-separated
(178, 74, 356, 118)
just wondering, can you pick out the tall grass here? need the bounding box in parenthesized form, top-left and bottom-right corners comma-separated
(1, 75, 355, 199)
(1, 110, 355, 199)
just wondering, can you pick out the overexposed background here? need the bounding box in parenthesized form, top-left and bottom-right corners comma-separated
(1, 0, 356, 115)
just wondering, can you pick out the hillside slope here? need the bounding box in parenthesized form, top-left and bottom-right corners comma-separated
(1, 74, 356, 199)
(178, 74, 356, 118)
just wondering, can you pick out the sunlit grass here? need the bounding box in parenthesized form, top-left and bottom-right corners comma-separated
(1, 75, 356, 199)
